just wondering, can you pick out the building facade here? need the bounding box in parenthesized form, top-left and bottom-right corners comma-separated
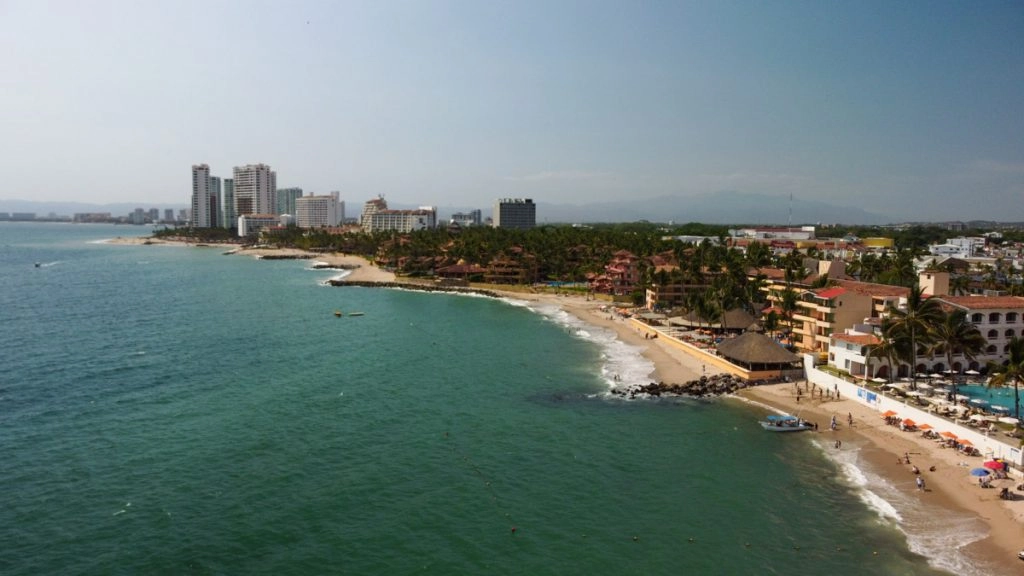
(367, 207, 436, 233)
(493, 198, 536, 229)
(233, 164, 276, 217)
(296, 192, 344, 228)
(238, 214, 286, 237)
(191, 163, 212, 227)
(221, 178, 235, 229)
(276, 187, 303, 216)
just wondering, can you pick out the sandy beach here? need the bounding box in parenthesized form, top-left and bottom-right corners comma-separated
(740, 384, 1024, 574)
(115, 236, 1023, 572)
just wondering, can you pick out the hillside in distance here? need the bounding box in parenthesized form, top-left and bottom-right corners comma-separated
(527, 191, 901, 225)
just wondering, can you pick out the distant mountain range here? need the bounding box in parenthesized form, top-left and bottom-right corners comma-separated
(427, 191, 904, 226)
(525, 191, 903, 226)
(0, 191, 948, 226)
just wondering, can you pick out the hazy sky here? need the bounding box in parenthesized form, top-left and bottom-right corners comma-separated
(2, 1, 1022, 220)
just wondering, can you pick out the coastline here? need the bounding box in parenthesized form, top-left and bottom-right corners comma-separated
(738, 384, 1024, 575)
(115, 236, 1023, 573)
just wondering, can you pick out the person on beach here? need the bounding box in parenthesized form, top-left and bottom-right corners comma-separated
(847, 413, 853, 427)
(916, 476, 925, 491)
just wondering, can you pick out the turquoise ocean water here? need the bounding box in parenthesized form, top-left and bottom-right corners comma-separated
(0, 223, 997, 575)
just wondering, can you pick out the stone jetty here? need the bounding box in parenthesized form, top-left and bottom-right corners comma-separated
(611, 374, 750, 399)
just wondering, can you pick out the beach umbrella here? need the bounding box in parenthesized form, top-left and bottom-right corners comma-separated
(881, 410, 898, 418)
(965, 369, 981, 375)
(902, 418, 916, 427)
(871, 377, 887, 383)
(959, 439, 974, 446)
(970, 468, 991, 477)
(998, 416, 1020, 425)
(983, 460, 1005, 470)
(940, 431, 958, 439)
(919, 423, 934, 430)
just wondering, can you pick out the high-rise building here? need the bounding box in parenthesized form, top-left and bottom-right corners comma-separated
(276, 187, 303, 215)
(493, 198, 536, 229)
(233, 164, 276, 216)
(222, 179, 235, 229)
(209, 176, 222, 230)
(360, 196, 388, 230)
(164, 209, 174, 222)
(296, 192, 344, 228)
(191, 164, 213, 227)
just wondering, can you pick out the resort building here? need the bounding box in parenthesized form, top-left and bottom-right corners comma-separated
(190, 163, 213, 228)
(237, 214, 287, 237)
(492, 198, 536, 229)
(296, 192, 344, 228)
(590, 250, 641, 296)
(932, 295, 1024, 372)
(233, 163, 276, 217)
(360, 196, 388, 230)
(276, 187, 303, 216)
(367, 207, 436, 233)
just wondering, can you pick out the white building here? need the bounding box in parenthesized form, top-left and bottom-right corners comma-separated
(233, 164, 276, 217)
(191, 163, 213, 228)
(367, 207, 436, 233)
(451, 209, 482, 227)
(296, 192, 345, 228)
(238, 213, 288, 237)
(360, 196, 388, 230)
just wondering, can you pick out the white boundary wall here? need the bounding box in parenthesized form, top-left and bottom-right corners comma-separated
(803, 354, 1024, 467)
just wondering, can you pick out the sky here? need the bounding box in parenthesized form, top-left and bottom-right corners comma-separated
(1, 0, 1022, 221)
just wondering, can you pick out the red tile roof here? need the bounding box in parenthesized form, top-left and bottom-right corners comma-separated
(832, 334, 880, 345)
(834, 280, 910, 298)
(814, 287, 847, 299)
(936, 296, 1024, 310)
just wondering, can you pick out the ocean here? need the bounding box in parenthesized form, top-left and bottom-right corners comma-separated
(0, 222, 992, 575)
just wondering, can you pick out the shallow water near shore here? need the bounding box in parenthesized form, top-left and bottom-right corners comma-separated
(0, 222, 975, 575)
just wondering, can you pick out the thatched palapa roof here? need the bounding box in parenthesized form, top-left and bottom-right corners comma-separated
(716, 332, 800, 367)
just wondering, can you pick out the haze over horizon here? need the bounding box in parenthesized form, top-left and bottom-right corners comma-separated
(2, 1, 1022, 221)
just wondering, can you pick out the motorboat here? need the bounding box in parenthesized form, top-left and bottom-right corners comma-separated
(759, 414, 814, 432)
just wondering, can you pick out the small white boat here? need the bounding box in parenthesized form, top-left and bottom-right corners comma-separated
(759, 414, 814, 432)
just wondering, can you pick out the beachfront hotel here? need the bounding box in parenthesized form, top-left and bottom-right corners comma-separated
(276, 187, 303, 216)
(492, 198, 536, 229)
(233, 163, 277, 217)
(296, 192, 345, 228)
(359, 196, 436, 233)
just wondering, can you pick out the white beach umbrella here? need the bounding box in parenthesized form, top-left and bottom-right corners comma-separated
(965, 370, 981, 375)
(917, 382, 933, 390)
(998, 416, 1019, 425)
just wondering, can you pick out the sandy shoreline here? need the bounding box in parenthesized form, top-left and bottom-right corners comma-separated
(113, 235, 1022, 572)
(739, 384, 1024, 574)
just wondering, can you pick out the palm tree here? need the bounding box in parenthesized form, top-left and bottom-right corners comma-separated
(885, 285, 944, 389)
(869, 335, 904, 383)
(929, 310, 985, 400)
(988, 336, 1024, 421)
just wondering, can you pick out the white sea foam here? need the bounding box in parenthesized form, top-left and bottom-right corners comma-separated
(318, 270, 352, 285)
(822, 439, 994, 576)
(519, 301, 655, 393)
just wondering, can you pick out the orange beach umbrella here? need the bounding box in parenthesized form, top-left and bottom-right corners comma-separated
(959, 439, 974, 446)
(902, 418, 916, 427)
(881, 410, 898, 418)
(940, 431, 958, 439)
(919, 423, 934, 430)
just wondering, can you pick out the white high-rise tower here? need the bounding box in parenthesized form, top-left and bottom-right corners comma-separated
(233, 163, 277, 216)
(191, 164, 212, 228)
